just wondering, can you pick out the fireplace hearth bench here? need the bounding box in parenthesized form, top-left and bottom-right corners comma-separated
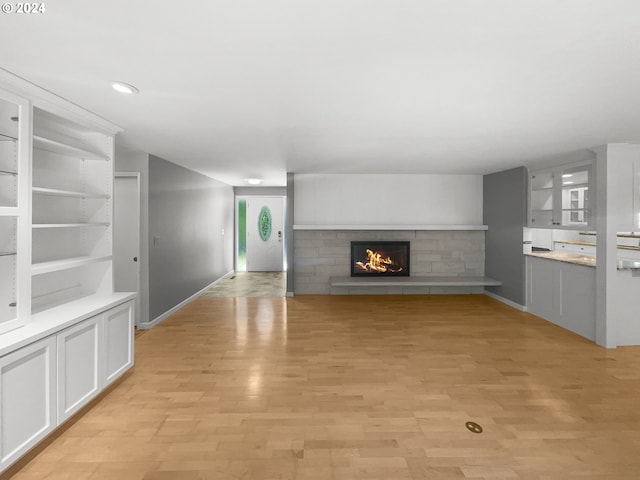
(330, 276, 502, 290)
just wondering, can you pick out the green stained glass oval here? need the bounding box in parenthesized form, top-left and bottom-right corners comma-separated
(258, 206, 272, 241)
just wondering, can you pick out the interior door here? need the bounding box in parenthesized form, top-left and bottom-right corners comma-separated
(246, 197, 284, 272)
(113, 174, 141, 326)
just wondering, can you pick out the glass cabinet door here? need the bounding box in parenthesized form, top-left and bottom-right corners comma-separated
(0, 217, 17, 329)
(0, 97, 18, 208)
(559, 164, 591, 227)
(0, 90, 29, 334)
(530, 169, 555, 227)
(529, 162, 594, 229)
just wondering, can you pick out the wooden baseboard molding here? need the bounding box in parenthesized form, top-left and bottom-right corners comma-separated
(0, 368, 134, 480)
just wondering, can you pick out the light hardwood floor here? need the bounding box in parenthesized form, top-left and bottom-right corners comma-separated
(8, 295, 640, 479)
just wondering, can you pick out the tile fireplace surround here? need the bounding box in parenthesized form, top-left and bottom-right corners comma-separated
(293, 229, 485, 294)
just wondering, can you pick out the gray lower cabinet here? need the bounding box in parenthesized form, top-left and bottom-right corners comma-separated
(526, 256, 596, 341)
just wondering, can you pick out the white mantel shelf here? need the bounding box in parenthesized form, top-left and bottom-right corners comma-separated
(293, 224, 488, 231)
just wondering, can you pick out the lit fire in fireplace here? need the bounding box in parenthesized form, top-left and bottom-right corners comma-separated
(355, 248, 404, 273)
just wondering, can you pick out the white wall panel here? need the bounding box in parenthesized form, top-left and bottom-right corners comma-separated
(294, 174, 483, 225)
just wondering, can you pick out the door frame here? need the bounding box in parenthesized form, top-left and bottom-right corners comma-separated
(114, 172, 141, 327)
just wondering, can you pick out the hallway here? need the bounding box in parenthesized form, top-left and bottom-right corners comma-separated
(201, 272, 286, 298)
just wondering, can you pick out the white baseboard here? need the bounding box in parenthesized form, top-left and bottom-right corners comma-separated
(484, 290, 526, 311)
(286, 292, 294, 297)
(138, 270, 235, 330)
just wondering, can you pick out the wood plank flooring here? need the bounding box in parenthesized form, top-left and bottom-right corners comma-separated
(9, 295, 640, 479)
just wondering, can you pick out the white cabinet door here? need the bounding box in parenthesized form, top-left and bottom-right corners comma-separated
(57, 315, 102, 423)
(0, 336, 56, 471)
(103, 301, 134, 386)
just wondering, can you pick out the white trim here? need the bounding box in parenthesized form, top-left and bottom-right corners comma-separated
(0, 67, 122, 134)
(139, 270, 235, 330)
(293, 224, 488, 231)
(114, 172, 142, 326)
(286, 291, 294, 297)
(483, 290, 527, 311)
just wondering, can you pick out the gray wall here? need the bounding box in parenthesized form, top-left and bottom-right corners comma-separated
(286, 173, 294, 295)
(234, 186, 287, 196)
(483, 166, 527, 306)
(149, 155, 234, 321)
(114, 145, 150, 325)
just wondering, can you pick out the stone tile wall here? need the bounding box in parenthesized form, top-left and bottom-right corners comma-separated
(293, 230, 485, 294)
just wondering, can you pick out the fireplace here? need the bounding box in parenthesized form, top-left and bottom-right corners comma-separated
(351, 241, 410, 277)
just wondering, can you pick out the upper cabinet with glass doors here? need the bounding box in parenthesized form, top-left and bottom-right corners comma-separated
(529, 161, 594, 229)
(0, 90, 30, 334)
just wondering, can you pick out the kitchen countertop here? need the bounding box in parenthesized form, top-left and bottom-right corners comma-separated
(526, 251, 596, 267)
(580, 232, 640, 239)
(526, 251, 640, 269)
(555, 240, 640, 251)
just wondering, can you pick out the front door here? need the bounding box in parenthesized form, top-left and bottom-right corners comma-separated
(246, 197, 284, 272)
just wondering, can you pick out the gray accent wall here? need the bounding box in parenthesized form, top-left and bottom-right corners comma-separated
(483, 166, 527, 306)
(149, 155, 234, 321)
(286, 173, 294, 295)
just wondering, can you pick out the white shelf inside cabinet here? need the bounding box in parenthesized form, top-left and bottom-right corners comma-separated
(0, 132, 17, 142)
(32, 187, 110, 199)
(32, 255, 112, 276)
(0, 207, 19, 216)
(32, 222, 110, 229)
(33, 135, 109, 161)
(0, 292, 136, 358)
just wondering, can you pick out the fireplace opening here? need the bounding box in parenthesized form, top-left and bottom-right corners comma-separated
(351, 241, 410, 277)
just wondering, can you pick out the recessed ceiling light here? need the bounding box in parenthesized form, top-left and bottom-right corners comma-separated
(246, 178, 263, 185)
(111, 81, 139, 94)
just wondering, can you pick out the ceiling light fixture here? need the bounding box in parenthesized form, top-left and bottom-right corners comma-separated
(562, 174, 573, 178)
(246, 178, 263, 185)
(111, 81, 139, 95)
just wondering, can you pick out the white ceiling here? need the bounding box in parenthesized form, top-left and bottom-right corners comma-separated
(1, 1, 639, 186)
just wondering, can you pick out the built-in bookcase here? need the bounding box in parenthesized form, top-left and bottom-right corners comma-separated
(31, 107, 114, 313)
(0, 70, 135, 476)
(0, 71, 123, 334)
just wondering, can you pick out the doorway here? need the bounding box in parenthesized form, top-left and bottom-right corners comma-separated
(236, 196, 285, 272)
(114, 173, 141, 326)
